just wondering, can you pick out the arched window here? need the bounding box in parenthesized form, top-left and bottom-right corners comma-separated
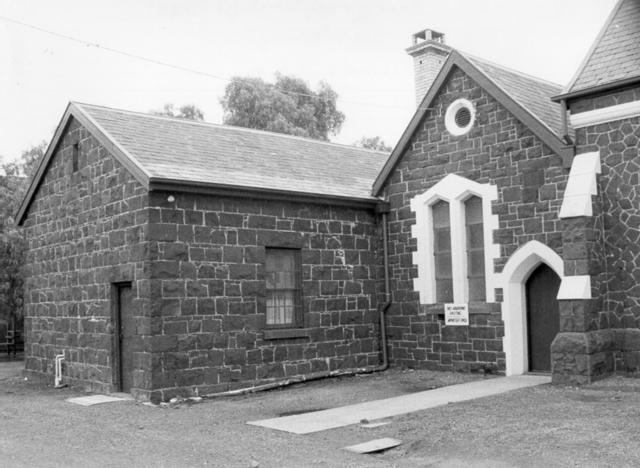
(410, 174, 499, 305)
(432, 200, 453, 303)
(465, 196, 486, 301)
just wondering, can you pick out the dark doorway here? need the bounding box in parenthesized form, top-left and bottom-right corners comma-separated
(113, 282, 134, 392)
(525, 264, 560, 372)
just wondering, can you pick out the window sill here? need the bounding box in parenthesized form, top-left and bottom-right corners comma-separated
(263, 328, 309, 340)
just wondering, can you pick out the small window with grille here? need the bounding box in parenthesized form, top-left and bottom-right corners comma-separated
(265, 248, 302, 328)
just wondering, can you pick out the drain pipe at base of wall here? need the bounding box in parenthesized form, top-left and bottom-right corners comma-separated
(54, 353, 65, 388)
(196, 205, 393, 402)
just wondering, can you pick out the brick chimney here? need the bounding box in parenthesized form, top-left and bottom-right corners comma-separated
(406, 29, 451, 107)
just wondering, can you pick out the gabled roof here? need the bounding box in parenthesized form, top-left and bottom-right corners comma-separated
(466, 55, 564, 136)
(556, 0, 640, 100)
(17, 102, 389, 223)
(372, 50, 571, 195)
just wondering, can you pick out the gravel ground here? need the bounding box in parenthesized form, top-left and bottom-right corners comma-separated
(1, 362, 640, 467)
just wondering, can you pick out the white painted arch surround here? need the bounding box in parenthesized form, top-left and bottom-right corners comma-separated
(497, 240, 592, 376)
(498, 241, 563, 376)
(410, 174, 500, 304)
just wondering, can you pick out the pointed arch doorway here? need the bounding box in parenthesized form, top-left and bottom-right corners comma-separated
(500, 241, 565, 376)
(525, 264, 561, 372)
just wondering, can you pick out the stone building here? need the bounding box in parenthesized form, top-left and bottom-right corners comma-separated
(18, 0, 640, 400)
(17, 106, 388, 401)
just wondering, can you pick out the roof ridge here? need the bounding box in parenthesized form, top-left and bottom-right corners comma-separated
(460, 52, 563, 90)
(71, 101, 390, 156)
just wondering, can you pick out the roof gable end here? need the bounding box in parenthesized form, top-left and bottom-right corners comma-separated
(16, 102, 150, 225)
(372, 51, 571, 195)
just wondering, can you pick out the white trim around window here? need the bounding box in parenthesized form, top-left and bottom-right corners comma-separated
(410, 174, 500, 304)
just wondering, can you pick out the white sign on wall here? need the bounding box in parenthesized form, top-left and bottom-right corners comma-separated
(444, 303, 469, 326)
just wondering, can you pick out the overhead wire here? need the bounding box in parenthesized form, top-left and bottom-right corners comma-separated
(1, 15, 429, 111)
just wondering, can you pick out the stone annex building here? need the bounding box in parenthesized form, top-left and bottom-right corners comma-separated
(17, 0, 640, 401)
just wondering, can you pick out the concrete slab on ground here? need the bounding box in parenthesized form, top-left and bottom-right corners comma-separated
(248, 374, 551, 434)
(344, 437, 402, 454)
(67, 394, 134, 406)
(360, 421, 391, 428)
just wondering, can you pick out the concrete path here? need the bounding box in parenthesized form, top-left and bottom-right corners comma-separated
(248, 374, 551, 434)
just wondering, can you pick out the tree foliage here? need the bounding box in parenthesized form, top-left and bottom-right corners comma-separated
(220, 73, 345, 141)
(0, 141, 45, 229)
(355, 136, 393, 152)
(0, 140, 46, 324)
(151, 103, 205, 121)
(0, 227, 26, 327)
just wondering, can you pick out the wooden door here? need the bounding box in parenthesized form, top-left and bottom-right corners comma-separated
(115, 283, 134, 392)
(525, 264, 560, 372)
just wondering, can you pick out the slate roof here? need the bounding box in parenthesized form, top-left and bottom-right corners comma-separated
(77, 103, 387, 201)
(565, 0, 640, 94)
(465, 55, 564, 136)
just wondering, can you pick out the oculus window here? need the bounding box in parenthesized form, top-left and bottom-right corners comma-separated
(444, 99, 476, 136)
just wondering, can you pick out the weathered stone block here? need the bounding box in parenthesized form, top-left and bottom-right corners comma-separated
(219, 213, 243, 227)
(223, 246, 243, 263)
(620, 328, 640, 351)
(256, 230, 303, 248)
(163, 243, 189, 261)
(163, 321, 187, 335)
(248, 215, 276, 230)
(229, 264, 255, 280)
(147, 223, 177, 241)
(151, 335, 178, 353)
(224, 349, 246, 366)
(441, 326, 467, 342)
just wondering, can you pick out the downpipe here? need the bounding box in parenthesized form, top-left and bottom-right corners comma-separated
(376, 211, 392, 371)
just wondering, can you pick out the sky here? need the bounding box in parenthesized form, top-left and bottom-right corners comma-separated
(0, 0, 619, 164)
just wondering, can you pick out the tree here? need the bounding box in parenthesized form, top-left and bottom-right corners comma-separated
(0, 226, 25, 330)
(0, 140, 46, 326)
(151, 103, 204, 121)
(355, 136, 393, 152)
(0, 140, 46, 228)
(220, 73, 345, 141)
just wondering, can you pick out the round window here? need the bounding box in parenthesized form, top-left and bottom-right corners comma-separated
(444, 99, 476, 136)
